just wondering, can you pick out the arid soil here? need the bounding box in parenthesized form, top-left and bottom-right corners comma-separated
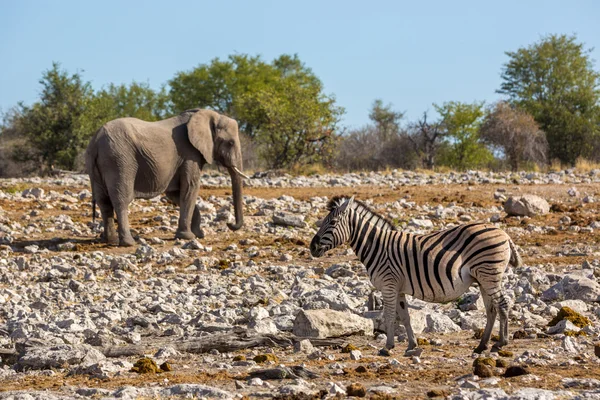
(0, 171, 599, 399)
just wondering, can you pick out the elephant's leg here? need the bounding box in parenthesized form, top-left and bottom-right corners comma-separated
(166, 191, 204, 239)
(191, 205, 205, 239)
(397, 294, 418, 353)
(92, 183, 117, 244)
(98, 200, 118, 244)
(109, 185, 135, 247)
(175, 184, 199, 240)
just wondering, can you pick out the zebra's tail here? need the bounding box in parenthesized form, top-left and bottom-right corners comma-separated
(508, 238, 522, 269)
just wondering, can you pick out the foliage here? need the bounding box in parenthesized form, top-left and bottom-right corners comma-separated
(434, 101, 493, 169)
(79, 82, 169, 135)
(369, 99, 404, 141)
(336, 100, 417, 171)
(169, 54, 321, 138)
(14, 62, 93, 171)
(498, 34, 600, 165)
(240, 78, 343, 169)
(6, 63, 170, 173)
(405, 112, 446, 169)
(480, 102, 547, 171)
(170, 54, 342, 168)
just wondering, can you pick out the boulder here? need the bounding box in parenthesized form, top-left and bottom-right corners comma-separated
(293, 309, 374, 338)
(504, 194, 550, 217)
(18, 344, 106, 370)
(161, 384, 233, 399)
(424, 313, 461, 333)
(272, 213, 307, 228)
(541, 275, 600, 302)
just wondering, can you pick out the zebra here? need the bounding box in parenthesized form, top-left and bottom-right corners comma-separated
(310, 195, 521, 355)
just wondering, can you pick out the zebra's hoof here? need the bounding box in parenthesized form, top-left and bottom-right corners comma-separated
(378, 348, 392, 357)
(473, 345, 487, 354)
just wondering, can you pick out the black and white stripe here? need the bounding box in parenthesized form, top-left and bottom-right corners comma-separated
(310, 196, 521, 354)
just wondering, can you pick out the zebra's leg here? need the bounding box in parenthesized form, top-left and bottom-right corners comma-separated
(474, 290, 496, 354)
(492, 293, 510, 350)
(396, 294, 418, 352)
(382, 287, 398, 350)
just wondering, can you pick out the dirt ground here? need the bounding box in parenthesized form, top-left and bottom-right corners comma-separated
(1, 179, 600, 398)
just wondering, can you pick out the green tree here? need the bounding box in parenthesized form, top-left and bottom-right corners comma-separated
(369, 99, 404, 142)
(170, 53, 343, 168)
(168, 54, 322, 139)
(498, 34, 600, 165)
(16, 62, 93, 171)
(240, 78, 343, 169)
(434, 101, 492, 169)
(79, 82, 169, 135)
(11, 63, 170, 173)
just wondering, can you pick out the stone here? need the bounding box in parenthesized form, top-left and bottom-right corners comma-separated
(504, 194, 550, 217)
(161, 384, 233, 398)
(22, 188, 44, 199)
(561, 336, 580, 354)
(541, 276, 600, 302)
(294, 339, 315, 354)
(409, 218, 434, 229)
(328, 382, 346, 395)
(18, 344, 106, 370)
(272, 213, 307, 228)
(293, 309, 374, 338)
(552, 300, 588, 314)
(562, 378, 600, 389)
(249, 319, 279, 335)
(547, 319, 580, 335)
(350, 350, 362, 360)
(424, 312, 461, 333)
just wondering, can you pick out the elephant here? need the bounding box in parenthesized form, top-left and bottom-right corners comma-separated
(85, 108, 246, 246)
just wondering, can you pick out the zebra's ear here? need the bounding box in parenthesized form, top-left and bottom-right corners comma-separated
(337, 196, 354, 214)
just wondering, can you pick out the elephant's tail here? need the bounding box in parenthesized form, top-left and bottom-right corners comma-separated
(92, 198, 96, 225)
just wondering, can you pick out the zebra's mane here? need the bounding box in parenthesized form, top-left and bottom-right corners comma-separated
(327, 196, 397, 231)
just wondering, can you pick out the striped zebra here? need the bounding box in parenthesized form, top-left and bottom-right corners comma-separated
(310, 196, 521, 354)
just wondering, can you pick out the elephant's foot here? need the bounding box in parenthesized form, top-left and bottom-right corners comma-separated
(404, 347, 423, 357)
(192, 226, 205, 239)
(101, 229, 119, 245)
(119, 234, 136, 247)
(175, 230, 195, 240)
(385, 340, 395, 350)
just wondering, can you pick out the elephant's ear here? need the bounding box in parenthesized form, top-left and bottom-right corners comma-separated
(187, 110, 217, 164)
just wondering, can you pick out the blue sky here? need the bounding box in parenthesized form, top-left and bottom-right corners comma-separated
(1, 0, 598, 128)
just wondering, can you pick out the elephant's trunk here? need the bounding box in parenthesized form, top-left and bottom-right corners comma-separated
(227, 167, 244, 231)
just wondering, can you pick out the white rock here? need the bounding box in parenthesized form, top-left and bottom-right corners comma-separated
(547, 319, 580, 335)
(541, 275, 600, 303)
(504, 194, 550, 217)
(424, 312, 461, 333)
(293, 309, 374, 338)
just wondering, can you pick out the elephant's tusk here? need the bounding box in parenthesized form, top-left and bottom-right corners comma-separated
(233, 167, 250, 179)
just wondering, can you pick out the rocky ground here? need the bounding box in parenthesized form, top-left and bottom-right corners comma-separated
(0, 169, 600, 399)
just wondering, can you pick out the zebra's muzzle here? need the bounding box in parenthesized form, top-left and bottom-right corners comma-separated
(310, 237, 324, 257)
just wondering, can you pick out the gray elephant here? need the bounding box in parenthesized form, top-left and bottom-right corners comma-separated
(85, 108, 246, 246)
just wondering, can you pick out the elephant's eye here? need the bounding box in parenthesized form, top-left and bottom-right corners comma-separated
(228, 139, 234, 146)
